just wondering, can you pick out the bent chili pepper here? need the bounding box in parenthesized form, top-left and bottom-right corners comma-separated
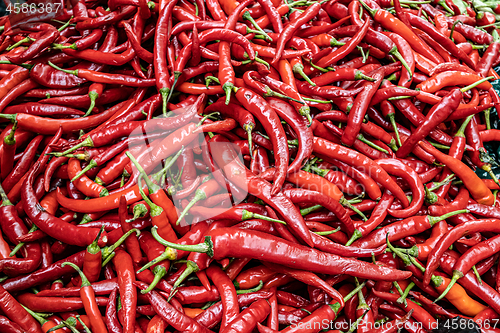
(233, 87, 289, 196)
(418, 141, 495, 205)
(22, 163, 107, 247)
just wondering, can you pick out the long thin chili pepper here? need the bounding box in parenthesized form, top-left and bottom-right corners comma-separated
(61, 262, 107, 333)
(233, 87, 289, 196)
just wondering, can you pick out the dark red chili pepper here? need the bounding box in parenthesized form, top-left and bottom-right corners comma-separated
(2, 135, 42, 193)
(206, 265, 239, 329)
(135, 281, 212, 332)
(53, 29, 103, 51)
(313, 136, 409, 205)
(6, 24, 59, 64)
(397, 89, 462, 158)
(155, 226, 412, 282)
(105, 288, 121, 333)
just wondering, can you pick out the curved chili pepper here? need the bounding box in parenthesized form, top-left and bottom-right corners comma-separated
(67, 158, 108, 198)
(342, 70, 383, 146)
(353, 209, 464, 249)
(23, 162, 107, 247)
(266, 98, 312, 174)
(206, 265, 239, 329)
(316, 19, 370, 69)
(361, 0, 443, 64)
(376, 159, 424, 218)
(397, 89, 462, 158)
(313, 137, 408, 206)
(418, 71, 493, 93)
(418, 141, 494, 205)
(0, 285, 42, 333)
(272, 3, 321, 64)
(233, 87, 288, 196)
(424, 219, 500, 286)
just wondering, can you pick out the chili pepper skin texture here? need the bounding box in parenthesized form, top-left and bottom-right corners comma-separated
(193, 228, 412, 281)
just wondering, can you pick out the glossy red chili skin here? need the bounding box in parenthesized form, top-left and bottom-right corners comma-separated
(234, 88, 288, 196)
(267, 97, 312, 174)
(313, 137, 408, 206)
(206, 265, 239, 329)
(282, 188, 353, 234)
(0, 204, 41, 276)
(440, 250, 500, 315)
(205, 228, 411, 281)
(136, 281, 213, 333)
(2, 135, 43, 193)
(22, 165, 107, 247)
(342, 71, 383, 147)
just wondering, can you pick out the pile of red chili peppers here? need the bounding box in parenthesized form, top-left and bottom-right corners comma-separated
(2, 0, 500, 332)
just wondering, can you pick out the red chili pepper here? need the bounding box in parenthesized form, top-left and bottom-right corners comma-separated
(233, 87, 288, 196)
(419, 141, 495, 205)
(361, 0, 443, 64)
(135, 281, 213, 333)
(397, 89, 462, 158)
(61, 262, 107, 333)
(0, 285, 42, 333)
(313, 136, 408, 206)
(272, 3, 321, 64)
